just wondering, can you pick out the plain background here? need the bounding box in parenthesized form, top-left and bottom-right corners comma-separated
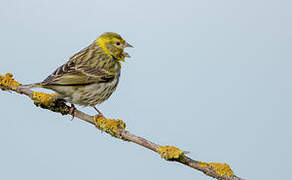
(0, 0, 291, 179)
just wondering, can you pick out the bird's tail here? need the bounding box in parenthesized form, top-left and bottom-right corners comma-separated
(20, 83, 43, 89)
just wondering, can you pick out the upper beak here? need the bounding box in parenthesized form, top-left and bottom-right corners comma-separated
(125, 42, 133, 48)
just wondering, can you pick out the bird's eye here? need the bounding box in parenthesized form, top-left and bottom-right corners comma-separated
(116, 42, 121, 46)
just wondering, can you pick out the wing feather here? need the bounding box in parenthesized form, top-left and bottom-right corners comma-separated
(42, 45, 114, 86)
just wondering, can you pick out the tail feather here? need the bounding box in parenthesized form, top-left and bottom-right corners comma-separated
(20, 83, 43, 89)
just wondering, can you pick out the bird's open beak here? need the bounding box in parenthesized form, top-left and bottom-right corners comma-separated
(125, 42, 133, 48)
(123, 42, 133, 58)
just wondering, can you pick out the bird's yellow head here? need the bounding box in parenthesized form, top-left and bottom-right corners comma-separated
(95, 32, 133, 61)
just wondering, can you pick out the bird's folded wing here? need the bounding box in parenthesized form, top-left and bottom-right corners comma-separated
(42, 61, 114, 86)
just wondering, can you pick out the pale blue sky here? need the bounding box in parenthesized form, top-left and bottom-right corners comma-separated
(0, 0, 291, 179)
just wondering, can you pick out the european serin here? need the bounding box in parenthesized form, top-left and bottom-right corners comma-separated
(27, 32, 133, 115)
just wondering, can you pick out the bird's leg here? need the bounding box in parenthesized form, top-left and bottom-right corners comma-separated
(93, 106, 104, 118)
(69, 104, 77, 120)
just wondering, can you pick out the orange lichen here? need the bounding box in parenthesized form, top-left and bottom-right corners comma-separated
(198, 161, 234, 177)
(0, 73, 21, 90)
(32, 92, 57, 107)
(94, 115, 126, 139)
(157, 146, 185, 161)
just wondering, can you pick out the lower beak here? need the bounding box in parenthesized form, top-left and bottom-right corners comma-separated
(123, 52, 131, 58)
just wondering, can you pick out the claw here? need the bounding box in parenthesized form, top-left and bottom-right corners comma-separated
(69, 104, 77, 120)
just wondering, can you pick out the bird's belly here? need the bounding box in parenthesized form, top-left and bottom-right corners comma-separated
(51, 79, 119, 107)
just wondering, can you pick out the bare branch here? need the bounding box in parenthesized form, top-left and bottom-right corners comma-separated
(0, 73, 244, 180)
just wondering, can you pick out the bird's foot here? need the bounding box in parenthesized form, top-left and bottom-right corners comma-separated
(69, 104, 77, 120)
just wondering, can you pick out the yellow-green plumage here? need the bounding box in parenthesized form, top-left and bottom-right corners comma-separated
(39, 32, 132, 107)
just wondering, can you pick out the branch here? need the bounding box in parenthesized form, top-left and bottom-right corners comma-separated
(0, 73, 244, 180)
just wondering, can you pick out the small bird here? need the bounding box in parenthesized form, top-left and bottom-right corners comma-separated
(27, 32, 133, 116)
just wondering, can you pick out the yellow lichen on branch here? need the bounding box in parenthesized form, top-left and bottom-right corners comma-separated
(0, 73, 21, 90)
(31, 92, 69, 115)
(157, 146, 185, 162)
(198, 161, 234, 177)
(94, 115, 126, 139)
(32, 92, 57, 107)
